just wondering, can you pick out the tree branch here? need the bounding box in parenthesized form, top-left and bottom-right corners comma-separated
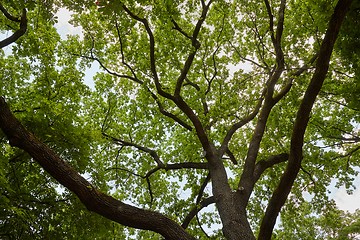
(0, 97, 195, 240)
(253, 153, 289, 182)
(0, 3, 21, 22)
(121, 4, 173, 100)
(107, 161, 208, 206)
(273, 53, 319, 103)
(182, 196, 215, 229)
(219, 95, 264, 157)
(258, 1, 354, 239)
(103, 132, 165, 167)
(174, 0, 212, 97)
(115, 20, 142, 83)
(171, 19, 192, 40)
(147, 90, 193, 131)
(72, 52, 142, 84)
(0, 8, 27, 49)
(236, 1, 288, 208)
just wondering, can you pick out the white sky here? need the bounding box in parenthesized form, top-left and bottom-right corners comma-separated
(54, 7, 360, 215)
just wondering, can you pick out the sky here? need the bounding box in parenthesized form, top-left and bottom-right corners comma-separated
(53, 7, 360, 215)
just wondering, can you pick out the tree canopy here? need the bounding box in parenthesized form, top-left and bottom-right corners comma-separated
(0, 0, 359, 239)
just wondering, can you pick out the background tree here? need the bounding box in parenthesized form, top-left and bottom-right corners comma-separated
(0, 0, 358, 239)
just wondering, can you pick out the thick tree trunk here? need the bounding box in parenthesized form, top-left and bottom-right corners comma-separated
(0, 97, 195, 240)
(206, 153, 255, 240)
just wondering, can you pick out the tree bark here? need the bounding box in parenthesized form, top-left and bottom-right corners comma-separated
(258, 0, 353, 239)
(206, 153, 255, 240)
(0, 97, 195, 240)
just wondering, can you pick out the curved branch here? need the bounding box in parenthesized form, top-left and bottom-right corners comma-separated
(0, 8, 27, 49)
(273, 53, 319, 103)
(182, 173, 213, 232)
(229, 41, 268, 70)
(219, 96, 264, 157)
(121, 4, 212, 158)
(236, 1, 287, 207)
(0, 97, 195, 240)
(300, 166, 316, 189)
(73, 53, 142, 84)
(0, 3, 21, 21)
(171, 19, 192, 40)
(253, 153, 289, 182)
(115, 20, 140, 82)
(108, 161, 208, 205)
(196, 173, 211, 204)
(148, 90, 193, 131)
(181, 196, 215, 229)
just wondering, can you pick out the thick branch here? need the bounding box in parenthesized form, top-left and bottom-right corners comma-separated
(165, 162, 208, 170)
(237, 95, 275, 204)
(236, 1, 288, 208)
(0, 97, 195, 240)
(259, 1, 353, 239)
(0, 8, 27, 49)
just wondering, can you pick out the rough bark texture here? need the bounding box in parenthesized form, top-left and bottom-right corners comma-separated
(0, 97, 195, 240)
(258, 0, 353, 239)
(207, 154, 255, 240)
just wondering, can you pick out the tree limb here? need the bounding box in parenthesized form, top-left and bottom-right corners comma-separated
(219, 95, 264, 157)
(236, 0, 288, 209)
(174, 0, 212, 97)
(253, 153, 289, 182)
(0, 97, 195, 240)
(273, 53, 319, 103)
(121, 4, 173, 100)
(0, 8, 27, 49)
(258, 1, 354, 239)
(0, 4, 21, 22)
(182, 196, 215, 229)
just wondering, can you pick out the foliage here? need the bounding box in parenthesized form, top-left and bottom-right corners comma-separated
(0, 0, 359, 239)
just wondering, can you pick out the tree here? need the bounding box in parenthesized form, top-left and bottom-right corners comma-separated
(0, 0, 358, 239)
